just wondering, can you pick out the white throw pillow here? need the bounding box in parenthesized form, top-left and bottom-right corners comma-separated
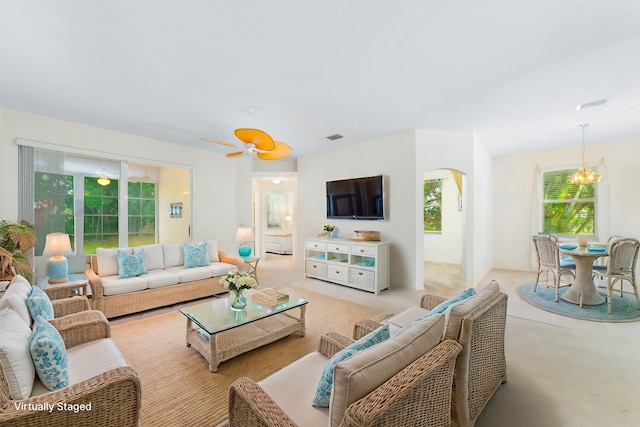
(133, 244, 164, 271)
(0, 308, 36, 399)
(0, 277, 33, 327)
(206, 240, 220, 262)
(163, 243, 184, 268)
(96, 247, 132, 277)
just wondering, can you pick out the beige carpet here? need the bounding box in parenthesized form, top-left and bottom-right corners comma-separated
(111, 285, 387, 427)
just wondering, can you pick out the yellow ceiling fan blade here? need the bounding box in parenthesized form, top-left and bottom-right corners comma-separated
(257, 141, 292, 160)
(234, 128, 275, 151)
(226, 151, 245, 158)
(199, 137, 237, 147)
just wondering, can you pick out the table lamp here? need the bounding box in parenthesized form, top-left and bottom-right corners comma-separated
(236, 227, 254, 258)
(43, 232, 72, 284)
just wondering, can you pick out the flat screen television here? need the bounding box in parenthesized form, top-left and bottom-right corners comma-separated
(326, 175, 385, 220)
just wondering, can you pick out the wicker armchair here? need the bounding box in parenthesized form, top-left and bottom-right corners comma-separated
(593, 237, 640, 313)
(0, 310, 141, 427)
(353, 287, 508, 427)
(228, 326, 462, 427)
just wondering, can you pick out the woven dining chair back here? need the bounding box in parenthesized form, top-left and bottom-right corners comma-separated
(532, 234, 575, 302)
(594, 237, 640, 313)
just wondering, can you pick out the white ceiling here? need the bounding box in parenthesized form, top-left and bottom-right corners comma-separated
(1, 1, 639, 159)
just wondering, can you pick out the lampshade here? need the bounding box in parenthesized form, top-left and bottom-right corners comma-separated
(236, 227, 254, 242)
(236, 227, 254, 258)
(568, 123, 602, 185)
(43, 233, 72, 284)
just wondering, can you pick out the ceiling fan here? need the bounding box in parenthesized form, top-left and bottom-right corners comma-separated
(200, 128, 292, 160)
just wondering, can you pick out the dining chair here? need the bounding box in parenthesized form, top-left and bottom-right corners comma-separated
(532, 234, 575, 302)
(592, 237, 640, 314)
(592, 235, 624, 272)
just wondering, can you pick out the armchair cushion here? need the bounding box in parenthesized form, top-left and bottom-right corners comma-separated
(184, 241, 210, 268)
(30, 315, 69, 390)
(330, 313, 445, 427)
(117, 249, 147, 279)
(27, 285, 54, 321)
(445, 280, 500, 340)
(0, 276, 32, 326)
(0, 307, 35, 399)
(312, 324, 390, 407)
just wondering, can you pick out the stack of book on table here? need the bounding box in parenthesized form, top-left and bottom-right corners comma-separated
(252, 288, 290, 306)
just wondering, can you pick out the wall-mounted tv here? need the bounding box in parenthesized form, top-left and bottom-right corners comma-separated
(326, 174, 385, 220)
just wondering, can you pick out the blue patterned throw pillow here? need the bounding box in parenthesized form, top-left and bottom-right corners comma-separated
(312, 324, 390, 407)
(429, 287, 476, 314)
(117, 249, 147, 279)
(27, 286, 54, 321)
(184, 242, 210, 268)
(30, 316, 69, 390)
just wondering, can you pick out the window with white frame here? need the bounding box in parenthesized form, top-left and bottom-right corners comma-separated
(424, 179, 442, 232)
(542, 169, 596, 235)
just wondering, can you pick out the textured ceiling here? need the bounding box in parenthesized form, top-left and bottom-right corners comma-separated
(1, 1, 639, 159)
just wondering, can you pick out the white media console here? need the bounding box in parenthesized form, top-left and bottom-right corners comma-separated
(304, 237, 390, 295)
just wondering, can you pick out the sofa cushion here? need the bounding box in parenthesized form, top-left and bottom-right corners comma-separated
(312, 324, 390, 407)
(0, 275, 33, 327)
(163, 243, 184, 268)
(0, 308, 35, 399)
(444, 281, 500, 340)
(166, 266, 212, 283)
(30, 315, 69, 390)
(96, 247, 132, 277)
(384, 306, 429, 329)
(184, 241, 210, 268)
(141, 269, 181, 289)
(259, 352, 330, 427)
(430, 287, 476, 314)
(207, 240, 220, 262)
(101, 275, 148, 296)
(205, 262, 239, 277)
(330, 314, 445, 427)
(117, 249, 147, 279)
(30, 337, 129, 396)
(133, 243, 164, 271)
(27, 286, 54, 321)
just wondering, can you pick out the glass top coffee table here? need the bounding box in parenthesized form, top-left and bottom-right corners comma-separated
(179, 291, 308, 372)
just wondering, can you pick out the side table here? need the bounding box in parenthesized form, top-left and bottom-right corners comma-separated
(36, 273, 89, 300)
(242, 256, 260, 285)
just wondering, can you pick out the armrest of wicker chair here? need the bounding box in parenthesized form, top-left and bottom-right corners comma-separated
(420, 294, 448, 310)
(52, 295, 92, 317)
(228, 377, 298, 427)
(48, 309, 111, 349)
(0, 366, 141, 427)
(84, 263, 105, 311)
(340, 340, 462, 427)
(352, 318, 383, 340)
(318, 331, 354, 358)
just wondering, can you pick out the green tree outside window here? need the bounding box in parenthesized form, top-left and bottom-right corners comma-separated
(543, 169, 596, 235)
(424, 179, 442, 232)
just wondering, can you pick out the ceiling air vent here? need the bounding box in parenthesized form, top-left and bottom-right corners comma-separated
(326, 134, 343, 141)
(576, 98, 609, 110)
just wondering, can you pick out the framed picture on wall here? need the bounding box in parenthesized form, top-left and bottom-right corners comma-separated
(170, 202, 182, 218)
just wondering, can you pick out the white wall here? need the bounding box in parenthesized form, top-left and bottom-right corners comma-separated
(0, 107, 240, 274)
(423, 169, 463, 264)
(471, 135, 493, 282)
(492, 139, 640, 272)
(298, 131, 417, 289)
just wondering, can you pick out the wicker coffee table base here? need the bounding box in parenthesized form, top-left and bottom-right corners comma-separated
(185, 307, 306, 372)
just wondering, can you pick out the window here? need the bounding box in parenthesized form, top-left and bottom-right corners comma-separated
(424, 179, 442, 232)
(34, 172, 75, 255)
(84, 177, 120, 253)
(128, 181, 156, 246)
(542, 169, 596, 235)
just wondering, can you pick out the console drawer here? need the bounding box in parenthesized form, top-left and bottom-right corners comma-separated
(350, 245, 376, 256)
(327, 264, 349, 281)
(349, 268, 375, 291)
(306, 241, 327, 250)
(305, 260, 327, 278)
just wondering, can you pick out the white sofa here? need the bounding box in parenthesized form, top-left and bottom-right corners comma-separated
(85, 240, 244, 318)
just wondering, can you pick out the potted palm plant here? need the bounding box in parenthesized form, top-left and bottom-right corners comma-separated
(0, 220, 35, 282)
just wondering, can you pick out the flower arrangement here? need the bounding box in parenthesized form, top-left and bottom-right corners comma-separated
(219, 271, 257, 292)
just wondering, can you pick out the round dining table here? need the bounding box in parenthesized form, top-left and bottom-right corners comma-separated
(559, 246, 607, 306)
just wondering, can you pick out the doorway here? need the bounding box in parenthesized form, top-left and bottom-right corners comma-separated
(423, 168, 467, 296)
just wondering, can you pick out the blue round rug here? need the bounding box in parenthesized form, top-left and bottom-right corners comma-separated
(516, 282, 640, 322)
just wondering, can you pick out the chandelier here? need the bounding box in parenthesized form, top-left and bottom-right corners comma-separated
(567, 123, 601, 185)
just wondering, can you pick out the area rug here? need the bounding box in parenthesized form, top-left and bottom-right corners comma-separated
(110, 285, 388, 427)
(516, 282, 640, 322)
